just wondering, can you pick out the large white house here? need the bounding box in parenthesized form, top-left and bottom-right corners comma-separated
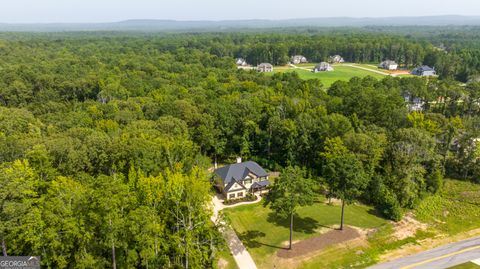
(290, 55, 308, 64)
(411, 66, 436, 76)
(329, 55, 345, 63)
(378, 60, 398, 70)
(313, 62, 334, 72)
(257, 63, 273, 72)
(214, 158, 270, 200)
(235, 58, 248, 66)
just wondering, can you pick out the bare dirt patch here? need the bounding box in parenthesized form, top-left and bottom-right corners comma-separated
(391, 212, 428, 240)
(277, 226, 361, 259)
(325, 197, 343, 206)
(390, 70, 411, 75)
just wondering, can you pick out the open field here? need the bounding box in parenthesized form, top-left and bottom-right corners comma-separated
(269, 64, 387, 87)
(223, 198, 388, 268)
(351, 63, 413, 76)
(415, 179, 480, 235)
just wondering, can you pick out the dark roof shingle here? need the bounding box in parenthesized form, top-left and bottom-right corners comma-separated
(214, 161, 268, 185)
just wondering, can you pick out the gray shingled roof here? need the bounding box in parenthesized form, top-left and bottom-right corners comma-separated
(257, 63, 273, 68)
(315, 62, 331, 69)
(214, 161, 268, 186)
(252, 180, 270, 188)
(415, 65, 435, 72)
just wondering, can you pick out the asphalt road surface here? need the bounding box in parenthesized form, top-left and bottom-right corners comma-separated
(368, 236, 480, 269)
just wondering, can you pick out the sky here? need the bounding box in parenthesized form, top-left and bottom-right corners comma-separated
(0, 0, 479, 23)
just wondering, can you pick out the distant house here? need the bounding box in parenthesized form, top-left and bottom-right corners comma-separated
(403, 92, 425, 112)
(257, 63, 273, 72)
(313, 62, 334, 72)
(411, 66, 436, 77)
(378, 60, 398, 70)
(213, 158, 270, 200)
(329, 55, 345, 63)
(236, 58, 248, 66)
(290, 55, 308, 64)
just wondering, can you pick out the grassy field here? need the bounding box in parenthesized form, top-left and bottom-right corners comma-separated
(415, 179, 480, 235)
(269, 64, 386, 87)
(223, 199, 387, 268)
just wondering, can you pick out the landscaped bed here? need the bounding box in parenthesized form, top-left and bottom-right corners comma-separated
(223, 193, 257, 205)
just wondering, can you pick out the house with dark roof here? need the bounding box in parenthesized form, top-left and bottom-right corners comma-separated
(290, 55, 308, 64)
(313, 62, 334, 72)
(257, 63, 273, 72)
(329, 55, 345, 63)
(378, 60, 398, 70)
(236, 58, 248, 66)
(411, 65, 436, 76)
(213, 158, 270, 200)
(403, 91, 425, 112)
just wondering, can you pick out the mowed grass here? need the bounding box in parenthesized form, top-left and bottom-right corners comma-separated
(415, 179, 480, 235)
(223, 199, 387, 268)
(216, 248, 238, 269)
(269, 64, 386, 87)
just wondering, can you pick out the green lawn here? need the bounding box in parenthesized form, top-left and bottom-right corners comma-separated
(223, 199, 387, 268)
(415, 179, 480, 235)
(269, 65, 386, 87)
(448, 262, 480, 269)
(216, 248, 238, 269)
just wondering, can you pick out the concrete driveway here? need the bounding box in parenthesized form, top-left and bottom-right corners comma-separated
(211, 193, 261, 269)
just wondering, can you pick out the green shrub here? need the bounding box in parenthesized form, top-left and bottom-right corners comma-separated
(223, 193, 257, 205)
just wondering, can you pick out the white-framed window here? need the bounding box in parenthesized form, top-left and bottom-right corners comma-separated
(229, 193, 235, 199)
(237, 192, 244, 197)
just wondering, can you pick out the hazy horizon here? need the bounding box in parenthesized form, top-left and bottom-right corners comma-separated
(0, 0, 479, 24)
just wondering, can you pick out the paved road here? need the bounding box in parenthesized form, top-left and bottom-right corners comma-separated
(368, 236, 480, 269)
(211, 194, 260, 269)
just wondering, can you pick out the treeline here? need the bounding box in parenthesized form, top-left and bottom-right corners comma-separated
(149, 32, 478, 81)
(0, 33, 479, 267)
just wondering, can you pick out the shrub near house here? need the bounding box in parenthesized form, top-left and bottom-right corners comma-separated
(213, 158, 270, 200)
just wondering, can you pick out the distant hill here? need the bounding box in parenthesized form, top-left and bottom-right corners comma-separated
(1, 15, 480, 32)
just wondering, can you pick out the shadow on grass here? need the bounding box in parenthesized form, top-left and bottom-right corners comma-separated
(238, 230, 288, 250)
(266, 212, 331, 233)
(367, 208, 386, 219)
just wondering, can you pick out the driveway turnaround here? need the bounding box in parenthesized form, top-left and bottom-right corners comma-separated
(211, 194, 260, 269)
(368, 236, 480, 269)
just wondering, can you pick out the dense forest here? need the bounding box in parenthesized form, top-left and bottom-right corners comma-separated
(0, 30, 479, 268)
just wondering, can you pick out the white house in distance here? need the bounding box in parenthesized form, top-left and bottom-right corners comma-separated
(290, 55, 308, 64)
(235, 58, 248, 66)
(329, 55, 345, 63)
(213, 158, 270, 200)
(313, 62, 334, 72)
(378, 60, 398, 70)
(257, 63, 273, 72)
(411, 65, 437, 76)
(403, 91, 425, 112)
